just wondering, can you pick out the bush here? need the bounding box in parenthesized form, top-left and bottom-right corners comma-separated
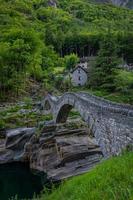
(115, 70, 133, 92)
(64, 53, 79, 71)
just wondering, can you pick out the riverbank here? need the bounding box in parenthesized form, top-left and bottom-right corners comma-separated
(39, 151, 133, 200)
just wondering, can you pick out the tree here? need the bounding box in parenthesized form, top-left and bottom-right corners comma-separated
(64, 53, 79, 71)
(115, 70, 133, 93)
(90, 33, 119, 91)
(0, 28, 42, 98)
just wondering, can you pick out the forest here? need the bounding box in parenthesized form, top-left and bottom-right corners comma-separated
(0, 0, 133, 103)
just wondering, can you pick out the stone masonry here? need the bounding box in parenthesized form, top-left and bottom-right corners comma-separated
(42, 92, 133, 157)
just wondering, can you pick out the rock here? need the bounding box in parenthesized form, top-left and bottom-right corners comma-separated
(0, 149, 14, 164)
(6, 127, 35, 150)
(35, 101, 42, 110)
(18, 108, 40, 115)
(38, 120, 55, 130)
(49, 153, 103, 181)
(48, 0, 57, 7)
(28, 124, 103, 181)
(0, 138, 14, 164)
(0, 129, 6, 139)
(0, 121, 103, 181)
(0, 127, 36, 164)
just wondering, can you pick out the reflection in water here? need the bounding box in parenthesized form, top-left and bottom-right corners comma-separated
(0, 162, 47, 200)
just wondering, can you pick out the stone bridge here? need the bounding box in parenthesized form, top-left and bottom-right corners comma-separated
(43, 92, 133, 157)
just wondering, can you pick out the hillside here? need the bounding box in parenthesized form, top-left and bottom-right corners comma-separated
(0, 0, 133, 102)
(40, 152, 133, 200)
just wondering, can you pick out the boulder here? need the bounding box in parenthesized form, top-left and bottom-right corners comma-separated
(0, 121, 103, 181)
(6, 127, 35, 150)
(0, 149, 14, 164)
(2, 127, 35, 162)
(28, 124, 103, 181)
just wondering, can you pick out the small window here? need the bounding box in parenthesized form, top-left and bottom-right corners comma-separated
(78, 69, 80, 73)
(78, 76, 81, 81)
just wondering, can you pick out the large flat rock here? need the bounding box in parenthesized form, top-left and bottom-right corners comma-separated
(28, 124, 103, 181)
(0, 122, 103, 181)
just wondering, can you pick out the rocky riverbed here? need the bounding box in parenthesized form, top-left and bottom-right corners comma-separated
(0, 119, 103, 181)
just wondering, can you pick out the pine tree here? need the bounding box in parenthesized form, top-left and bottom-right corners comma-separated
(90, 33, 119, 91)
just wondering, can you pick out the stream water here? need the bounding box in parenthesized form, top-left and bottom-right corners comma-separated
(0, 162, 48, 200)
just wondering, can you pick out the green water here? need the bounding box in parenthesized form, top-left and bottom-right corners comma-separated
(0, 162, 47, 200)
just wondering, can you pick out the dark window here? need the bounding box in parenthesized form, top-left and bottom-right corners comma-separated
(78, 69, 80, 73)
(78, 76, 81, 81)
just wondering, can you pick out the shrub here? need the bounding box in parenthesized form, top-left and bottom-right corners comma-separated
(64, 53, 79, 71)
(115, 70, 133, 92)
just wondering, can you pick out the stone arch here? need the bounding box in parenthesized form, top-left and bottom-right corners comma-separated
(55, 102, 104, 156)
(56, 104, 74, 123)
(55, 96, 88, 124)
(54, 100, 114, 157)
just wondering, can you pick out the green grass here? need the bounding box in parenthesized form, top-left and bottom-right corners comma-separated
(71, 87, 133, 105)
(0, 103, 53, 129)
(39, 152, 133, 200)
(69, 110, 81, 118)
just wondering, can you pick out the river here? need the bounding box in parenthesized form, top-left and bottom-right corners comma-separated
(0, 162, 48, 200)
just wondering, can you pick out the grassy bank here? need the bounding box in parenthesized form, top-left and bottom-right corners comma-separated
(39, 152, 133, 200)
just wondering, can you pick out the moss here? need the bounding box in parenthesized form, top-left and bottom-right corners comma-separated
(68, 110, 81, 118)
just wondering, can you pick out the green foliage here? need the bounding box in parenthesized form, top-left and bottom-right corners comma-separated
(90, 33, 119, 91)
(62, 77, 72, 91)
(23, 97, 33, 109)
(0, 0, 133, 100)
(54, 75, 64, 90)
(64, 53, 79, 71)
(39, 152, 133, 200)
(0, 119, 6, 129)
(0, 101, 53, 129)
(68, 110, 81, 118)
(115, 70, 133, 92)
(0, 27, 42, 97)
(35, 114, 53, 137)
(70, 86, 133, 105)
